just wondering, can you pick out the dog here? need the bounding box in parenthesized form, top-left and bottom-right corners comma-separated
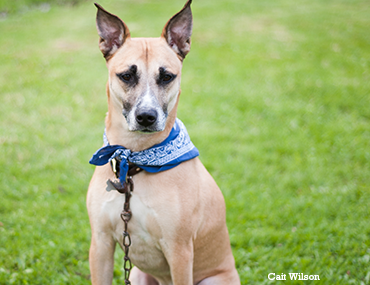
(87, 1, 240, 284)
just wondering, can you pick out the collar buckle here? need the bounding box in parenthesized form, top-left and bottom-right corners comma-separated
(111, 157, 120, 179)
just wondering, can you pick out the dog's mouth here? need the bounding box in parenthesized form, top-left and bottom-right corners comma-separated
(137, 124, 166, 133)
(140, 129, 156, 133)
(128, 123, 165, 134)
(125, 118, 165, 134)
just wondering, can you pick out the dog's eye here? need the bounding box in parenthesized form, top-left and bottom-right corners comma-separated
(159, 74, 176, 85)
(157, 67, 177, 86)
(162, 75, 173, 82)
(120, 73, 132, 82)
(117, 66, 139, 86)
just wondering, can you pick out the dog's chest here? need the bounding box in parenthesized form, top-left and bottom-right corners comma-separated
(109, 190, 170, 274)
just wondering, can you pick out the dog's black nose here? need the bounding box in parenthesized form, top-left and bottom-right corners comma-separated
(135, 109, 158, 127)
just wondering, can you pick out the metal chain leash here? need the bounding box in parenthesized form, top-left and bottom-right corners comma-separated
(120, 176, 134, 285)
(109, 159, 143, 285)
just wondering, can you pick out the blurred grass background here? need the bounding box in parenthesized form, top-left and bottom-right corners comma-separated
(0, 0, 369, 284)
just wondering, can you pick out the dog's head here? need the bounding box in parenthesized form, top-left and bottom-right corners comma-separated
(95, 1, 192, 133)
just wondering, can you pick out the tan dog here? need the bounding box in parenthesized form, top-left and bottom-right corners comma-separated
(87, 1, 240, 284)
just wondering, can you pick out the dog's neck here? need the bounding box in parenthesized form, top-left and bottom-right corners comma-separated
(105, 86, 180, 152)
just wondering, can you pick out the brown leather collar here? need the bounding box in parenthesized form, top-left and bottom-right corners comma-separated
(111, 158, 143, 180)
(108, 158, 143, 193)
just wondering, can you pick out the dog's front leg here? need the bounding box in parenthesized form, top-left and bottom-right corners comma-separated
(89, 231, 116, 285)
(161, 240, 194, 285)
(169, 252, 194, 285)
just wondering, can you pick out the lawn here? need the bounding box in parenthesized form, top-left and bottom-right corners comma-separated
(0, 0, 369, 284)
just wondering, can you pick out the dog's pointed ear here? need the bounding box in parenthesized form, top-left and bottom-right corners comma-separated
(161, 0, 193, 59)
(94, 3, 130, 60)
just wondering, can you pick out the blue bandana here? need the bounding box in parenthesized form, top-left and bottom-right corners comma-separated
(89, 118, 199, 185)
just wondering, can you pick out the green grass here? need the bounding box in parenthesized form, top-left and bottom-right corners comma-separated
(0, 0, 369, 284)
(0, 0, 86, 14)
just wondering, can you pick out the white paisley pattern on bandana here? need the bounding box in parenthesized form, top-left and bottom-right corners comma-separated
(130, 119, 195, 166)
